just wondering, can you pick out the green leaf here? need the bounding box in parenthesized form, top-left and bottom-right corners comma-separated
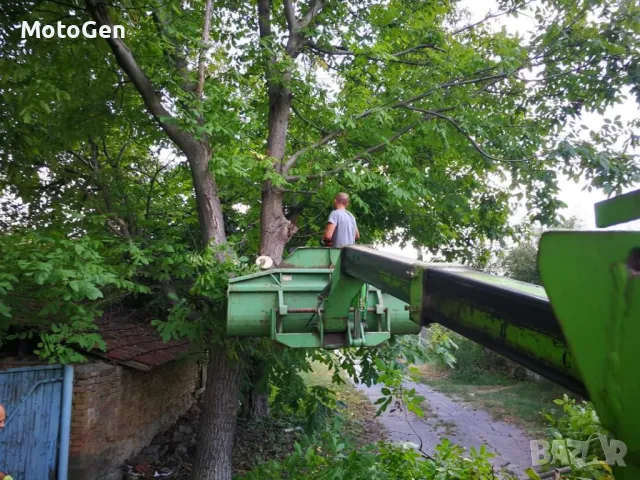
(0, 302, 11, 318)
(524, 468, 542, 479)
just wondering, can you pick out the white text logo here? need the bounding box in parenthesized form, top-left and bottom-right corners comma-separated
(21, 21, 125, 39)
(530, 435, 627, 468)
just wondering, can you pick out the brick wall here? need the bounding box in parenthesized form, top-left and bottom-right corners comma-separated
(69, 360, 201, 480)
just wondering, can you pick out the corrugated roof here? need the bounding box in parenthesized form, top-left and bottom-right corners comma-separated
(92, 317, 189, 371)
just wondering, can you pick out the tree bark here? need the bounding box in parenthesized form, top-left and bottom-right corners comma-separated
(184, 144, 227, 248)
(248, 390, 270, 419)
(241, 359, 270, 420)
(85, 5, 239, 480)
(260, 184, 296, 265)
(258, 72, 296, 264)
(256, 0, 304, 266)
(193, 347, 243, 480)
(85, 0, 227, 250)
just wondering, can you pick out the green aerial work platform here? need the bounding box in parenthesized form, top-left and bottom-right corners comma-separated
(227, 188, 640, 479)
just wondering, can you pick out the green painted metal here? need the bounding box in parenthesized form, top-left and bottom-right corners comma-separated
(338, 246, 584, 394)
(595, 188, 640, 228)
(424, 288, 582, 392)
(227, 248, 418, 348)
(228, 246, 581, 393)
(227, 246, 580, 390)
(539, 230, 640, 477)
(281, 247, 342, 268)
(322, 252, 364, 332)
(226, 188, 640, 475)
(441, 267, 547, 298)
(228, 268, 332, 337)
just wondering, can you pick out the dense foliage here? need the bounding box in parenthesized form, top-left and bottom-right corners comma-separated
(242, 434, 509, 480)
(1, 0, 637, 354)
(526, 395, 615, 479)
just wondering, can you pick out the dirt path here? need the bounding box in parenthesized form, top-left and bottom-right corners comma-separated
(354, 379, 534, 478)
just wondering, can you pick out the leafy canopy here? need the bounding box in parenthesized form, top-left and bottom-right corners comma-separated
(0, 0, 638, 382)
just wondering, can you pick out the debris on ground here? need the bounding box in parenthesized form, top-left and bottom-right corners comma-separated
(123, 400, 307, 479)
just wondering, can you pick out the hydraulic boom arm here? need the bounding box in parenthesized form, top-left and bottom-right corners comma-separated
(227, 188, 640, 478)
(339, 246, 585, 396)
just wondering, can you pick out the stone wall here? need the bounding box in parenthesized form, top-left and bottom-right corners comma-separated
(69, 360, 201, 480)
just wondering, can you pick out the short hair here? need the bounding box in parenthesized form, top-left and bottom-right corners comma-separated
(335, 192, 349, 205)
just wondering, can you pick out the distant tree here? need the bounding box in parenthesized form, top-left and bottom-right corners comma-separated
(501, 240, 542, 284)
(498, 216, 582, 285)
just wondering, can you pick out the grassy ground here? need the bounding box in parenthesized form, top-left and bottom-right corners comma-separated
(298, 361, 384, 446)
(417, 344, 570, 436)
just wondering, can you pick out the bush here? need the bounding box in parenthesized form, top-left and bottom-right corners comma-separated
(427, 326, 525, 383)
(526, 395, 616, 479)
(240, 423, 516, 480)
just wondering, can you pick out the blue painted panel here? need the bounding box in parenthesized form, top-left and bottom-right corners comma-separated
(0, 365, 64, 480)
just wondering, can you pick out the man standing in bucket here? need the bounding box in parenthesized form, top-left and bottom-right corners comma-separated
(322, 192, 360, 248)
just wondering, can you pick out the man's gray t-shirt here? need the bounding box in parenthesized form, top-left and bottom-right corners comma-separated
(328, 209, 357, 248)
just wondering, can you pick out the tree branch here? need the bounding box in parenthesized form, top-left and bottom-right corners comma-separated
(257, 0, 271, 38)
(84, 0, 194, 153)
(282, 0, 298, 30)
(145, 163, 167, 220)
(394, 43, 445, 56)
(403, 106, 530, 163)
(150, 10, 194, 92)
(452, 0, 534, 35)
(306, 42, 437, 66)
(285, 98, 531, 183)
(196, 0, 213, 98)
(283, 98, 404, 173)
(283, 129, 343, 173)
(285, 121, 420, 182)
(66, 150, 94, 171)
(291, 103, 329, 134)
(299, 0, 325, 29)
(77, 177, 132, 239)
(282, 72, 503, 174)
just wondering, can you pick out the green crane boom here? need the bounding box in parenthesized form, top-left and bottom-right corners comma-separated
(227, 189, 640, 478)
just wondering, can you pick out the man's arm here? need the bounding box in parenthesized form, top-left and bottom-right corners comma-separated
(322, 222, 336, 246)
(355, 226, 360, 240)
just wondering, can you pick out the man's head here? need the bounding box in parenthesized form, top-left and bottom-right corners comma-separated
(333, 192, 349, 209)
(0, 404, 5, 428)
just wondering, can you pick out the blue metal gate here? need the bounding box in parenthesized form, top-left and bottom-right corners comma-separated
(0, 365, 64, 480)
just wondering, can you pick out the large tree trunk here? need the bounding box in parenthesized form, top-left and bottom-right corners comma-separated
(257, 50, 297, 266)
(184, 144, 227, 247)
(260, 184, 295, 265)
(188, 144, 246, 480)
(193, 347, 243, 480)
(256, 0, 299, 266)
(85, 4, 242, 480)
